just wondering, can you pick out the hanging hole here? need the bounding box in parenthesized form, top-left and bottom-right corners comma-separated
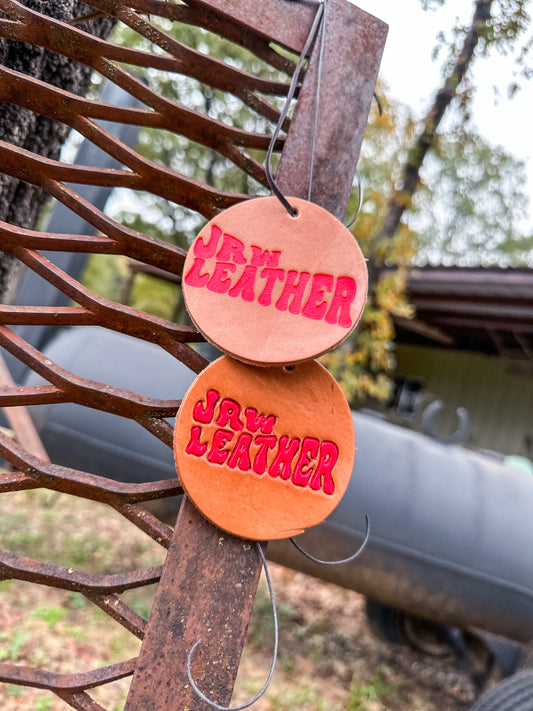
(284, 365, 295, 372)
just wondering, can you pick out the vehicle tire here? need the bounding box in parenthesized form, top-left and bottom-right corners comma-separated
(469, 670, 533, 710)
(364, 599, 405, 645)
(364, 599, 453, 655)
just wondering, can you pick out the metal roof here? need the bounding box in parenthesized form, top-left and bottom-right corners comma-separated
(394, 267, 533, 359)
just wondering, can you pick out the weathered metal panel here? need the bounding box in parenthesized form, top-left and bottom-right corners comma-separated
(184, 0, 321, 53)
(0, 0, 387, 707)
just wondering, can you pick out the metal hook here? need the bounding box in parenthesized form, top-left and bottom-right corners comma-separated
(265, 1, 325, 217)
(345, 169, 364, 229)
(422, 400, 471, 445)
(186, 542, 278, 711)
(373, 92, 383, 116)
(289, 515, 370, 566)
(270, 2, 381, 225)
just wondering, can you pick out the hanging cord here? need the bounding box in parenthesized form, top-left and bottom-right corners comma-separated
(345, 169, 363, 229)
(341, 93, 383, 228)
(265, 1, 325, 217)
(187, 542, 278, 711)
(307, 0, 327, 201)
(266, 0, 365, 229)
(289, 514, 370, 565)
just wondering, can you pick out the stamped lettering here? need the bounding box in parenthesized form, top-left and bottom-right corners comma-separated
(174, 356, 355, 541)
(184, 226, 357, 329)
(185, 388, 338, 495)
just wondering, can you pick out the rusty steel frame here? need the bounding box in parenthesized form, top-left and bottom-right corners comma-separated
(0, 1, 387, 708)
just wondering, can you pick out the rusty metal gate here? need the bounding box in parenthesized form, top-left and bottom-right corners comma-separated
(0, 1, 386, 707)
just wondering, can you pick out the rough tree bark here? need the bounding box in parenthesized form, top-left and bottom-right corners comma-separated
(0, 1, 114, 303)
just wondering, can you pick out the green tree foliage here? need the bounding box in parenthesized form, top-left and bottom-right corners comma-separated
(327, 0, 533, 404)
(413, 131, 532, 266)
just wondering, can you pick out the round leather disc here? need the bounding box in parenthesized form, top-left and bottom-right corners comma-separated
(182, 196, 368, 366)
(174, 355, 355, 541)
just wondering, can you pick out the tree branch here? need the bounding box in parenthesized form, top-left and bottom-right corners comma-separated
(373, 0, 495, 250)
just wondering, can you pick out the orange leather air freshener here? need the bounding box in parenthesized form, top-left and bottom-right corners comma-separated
(182, 196, 368, 366)
(174, 355, 355, 541)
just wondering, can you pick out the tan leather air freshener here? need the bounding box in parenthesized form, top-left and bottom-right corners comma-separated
(182, 196, 368, 366)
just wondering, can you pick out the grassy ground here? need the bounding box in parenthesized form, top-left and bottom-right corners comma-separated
(0, 489, 477, 710)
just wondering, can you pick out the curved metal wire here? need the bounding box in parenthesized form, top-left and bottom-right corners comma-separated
(289, 515, 370, 566)
(308, 0, 327, 202)
(373, 92, 383, 116)
(422, 400, 471, 445)
(186, 543, 279, 711)
(270, 0, 366, 231)
(265, 0, 325, 216)
(345, 169, 364, 229)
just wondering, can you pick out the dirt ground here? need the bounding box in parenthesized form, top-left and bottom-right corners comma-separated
(0, 490, 482, 710)
(233, 564, 478, 711)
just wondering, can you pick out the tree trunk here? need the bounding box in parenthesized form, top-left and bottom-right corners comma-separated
(369, 0, 494, 279)
(0, 1, 114, 302)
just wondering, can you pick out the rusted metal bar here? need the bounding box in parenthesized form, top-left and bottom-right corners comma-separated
(111, 502, 173, 548)
(277, 0, 388, 217)
(0, 547, 162, 594)
(0, 471, 41, 493)
(0, 224, 118, 252)
(127, 262, 182, 284)
(0, 432, 183, 505)
(155, 339, 209, 375)
(0, 305, 98, 326)
(124, 499, 264, 709)
(0, 351, 50, 460)
(89, 593, 148, 638)
(55, 691, 107, 711)
(0, 658, 136, 692)
(0, 386, 70, 407)
(134, 414, 176, 448)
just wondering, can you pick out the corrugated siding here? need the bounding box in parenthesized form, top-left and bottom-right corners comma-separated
(395, 345, 533, 457)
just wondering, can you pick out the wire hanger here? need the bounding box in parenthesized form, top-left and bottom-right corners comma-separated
(187, 543, 279, 710)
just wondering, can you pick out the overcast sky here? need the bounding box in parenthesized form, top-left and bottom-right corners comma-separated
(352, 0, 533, 229)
